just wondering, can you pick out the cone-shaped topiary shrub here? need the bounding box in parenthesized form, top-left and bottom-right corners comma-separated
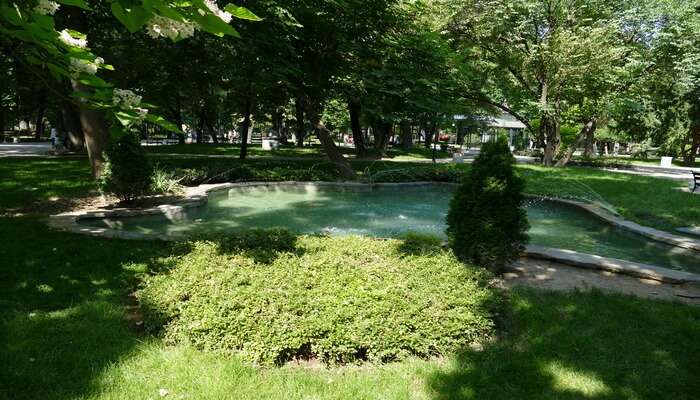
(99, 133, 153, 201)
(446, 137, 529, 272)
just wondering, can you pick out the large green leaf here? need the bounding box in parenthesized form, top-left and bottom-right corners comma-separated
(111, 2, 150, 33)
(197, 13, 239, 37)
(224, 4, 262, 21)
(145, 113, 181, 133)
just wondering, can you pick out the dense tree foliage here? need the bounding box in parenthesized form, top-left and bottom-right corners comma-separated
(2, 0, 699, 174)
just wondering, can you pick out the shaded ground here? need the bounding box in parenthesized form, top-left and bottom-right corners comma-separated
(505, 258, 700, 306)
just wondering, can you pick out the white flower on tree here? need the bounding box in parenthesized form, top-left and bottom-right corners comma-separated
(145, 15, 197, 40)
(33, 0, 60, 15)
(69, 58, 99, 77)
(203, 0, 233, 23)
(59, 29, 87, 48)
(113, 89, 143, 108)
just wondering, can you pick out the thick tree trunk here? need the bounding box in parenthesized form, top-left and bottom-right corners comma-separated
(71, 81, 109, 179)
(34, 94, 46, 140)
(555, 119, 597, 167)
(240, 96, 252, 160)
(0, 104, 5, 135)
(424, 120, 436, 149)
(60, 99, 85, 151)
(348, 99, 365, 157)
(172, 94, 185, 144)
(272, 108, 283, 141)
(196, 110, 204, 144)
(63, 4, 108, 177)
(583, 125, 595, 158)
(306, 103, 355, 180)
(400, 120, 412, 151)
(372, 122, 391, 158)
(542, 117, 561, 166)
(205, 114, 219, 144)
(295, 96, 305, 147)
(683, 126, 700, 166)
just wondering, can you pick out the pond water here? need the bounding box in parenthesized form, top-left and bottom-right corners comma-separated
(81, 184, 700, 273)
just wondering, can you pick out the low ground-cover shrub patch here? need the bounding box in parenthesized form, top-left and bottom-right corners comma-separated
(138, 233, 497, 366)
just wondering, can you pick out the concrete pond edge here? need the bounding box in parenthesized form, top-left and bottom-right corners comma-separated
(48, 180, 700, 285)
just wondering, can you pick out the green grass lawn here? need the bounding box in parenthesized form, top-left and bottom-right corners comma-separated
(572, 155, 700, 169)
(144, 143, 450, 160)
(1, 216, 698, 400)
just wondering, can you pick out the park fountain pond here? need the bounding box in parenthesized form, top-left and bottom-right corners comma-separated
(78, 183, 700, 273)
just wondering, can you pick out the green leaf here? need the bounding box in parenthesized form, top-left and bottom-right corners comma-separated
(111, 2, 150, 33)
(145, 113, 181, 133)
(224, 4, 262, 21)
(115, 110, 138, 127)
(197, 13, 239, 37)
(151, 0, 185, 21)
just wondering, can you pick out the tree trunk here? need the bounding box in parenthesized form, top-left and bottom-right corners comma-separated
(400, 120, 412, 151)
(34, 94, 46, 140)
(542, 117, 561, 166)
(348, 99, 365, 157)
(424, 120, 436, 149)
(372, 121, 391, 158)
(295, 96, 305, 147)
(0, 103, 5, 135)
(555, 118, 597, 167)
(306, 103, 355, 180)
(196, 110, 205, 144)
(683, 126, 700, 166)
(71, 81, 109, 179)
(272, 108, 283, 141)
(172, 94, 185, 144)
(60, 97, 85, 151)
(583, 125, 595, 157)
(240, 95, 252, 160)
(205, 114, 219, 144)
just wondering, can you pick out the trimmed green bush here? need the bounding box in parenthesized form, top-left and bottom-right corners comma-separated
(99, 133, 153, 201)
(446, 138, 529, 271)
(138, 234, 496, 366)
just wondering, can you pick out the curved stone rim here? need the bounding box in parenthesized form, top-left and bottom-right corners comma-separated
(48, 180, 700, 283)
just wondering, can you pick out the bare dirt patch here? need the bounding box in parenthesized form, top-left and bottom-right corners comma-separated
(504, 258, 700, 305)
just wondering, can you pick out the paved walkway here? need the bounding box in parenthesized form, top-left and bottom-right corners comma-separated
(0, 143, 51, 157)
(505, 258, 700, 305)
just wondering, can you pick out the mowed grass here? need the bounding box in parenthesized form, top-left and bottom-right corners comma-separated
(0, 157, 94, 210)
(1, 216, 699, 399)
(520, 165, 700, 231)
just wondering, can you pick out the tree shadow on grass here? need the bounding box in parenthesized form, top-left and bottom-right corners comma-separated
(427, 288, 700, 400)
(0, 216, 171, 400)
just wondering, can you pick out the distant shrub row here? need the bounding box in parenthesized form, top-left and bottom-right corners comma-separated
(137, 232, 497, 366)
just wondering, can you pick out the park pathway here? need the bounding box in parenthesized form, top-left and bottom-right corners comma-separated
(0, 143, 51, 157)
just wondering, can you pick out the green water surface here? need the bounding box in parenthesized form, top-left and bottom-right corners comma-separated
(81, 184, 700, 273)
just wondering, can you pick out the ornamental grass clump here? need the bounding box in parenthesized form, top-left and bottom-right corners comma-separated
(138, 233, 496, 366)
(446, 137, 529, 272)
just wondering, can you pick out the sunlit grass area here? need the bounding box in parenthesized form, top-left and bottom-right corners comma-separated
(520, 165, 700, 231)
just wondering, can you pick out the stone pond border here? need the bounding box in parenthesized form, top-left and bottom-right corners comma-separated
(48, 181, 700, 286)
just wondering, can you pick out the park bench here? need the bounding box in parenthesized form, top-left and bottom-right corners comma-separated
(692, 170, 700, 193)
